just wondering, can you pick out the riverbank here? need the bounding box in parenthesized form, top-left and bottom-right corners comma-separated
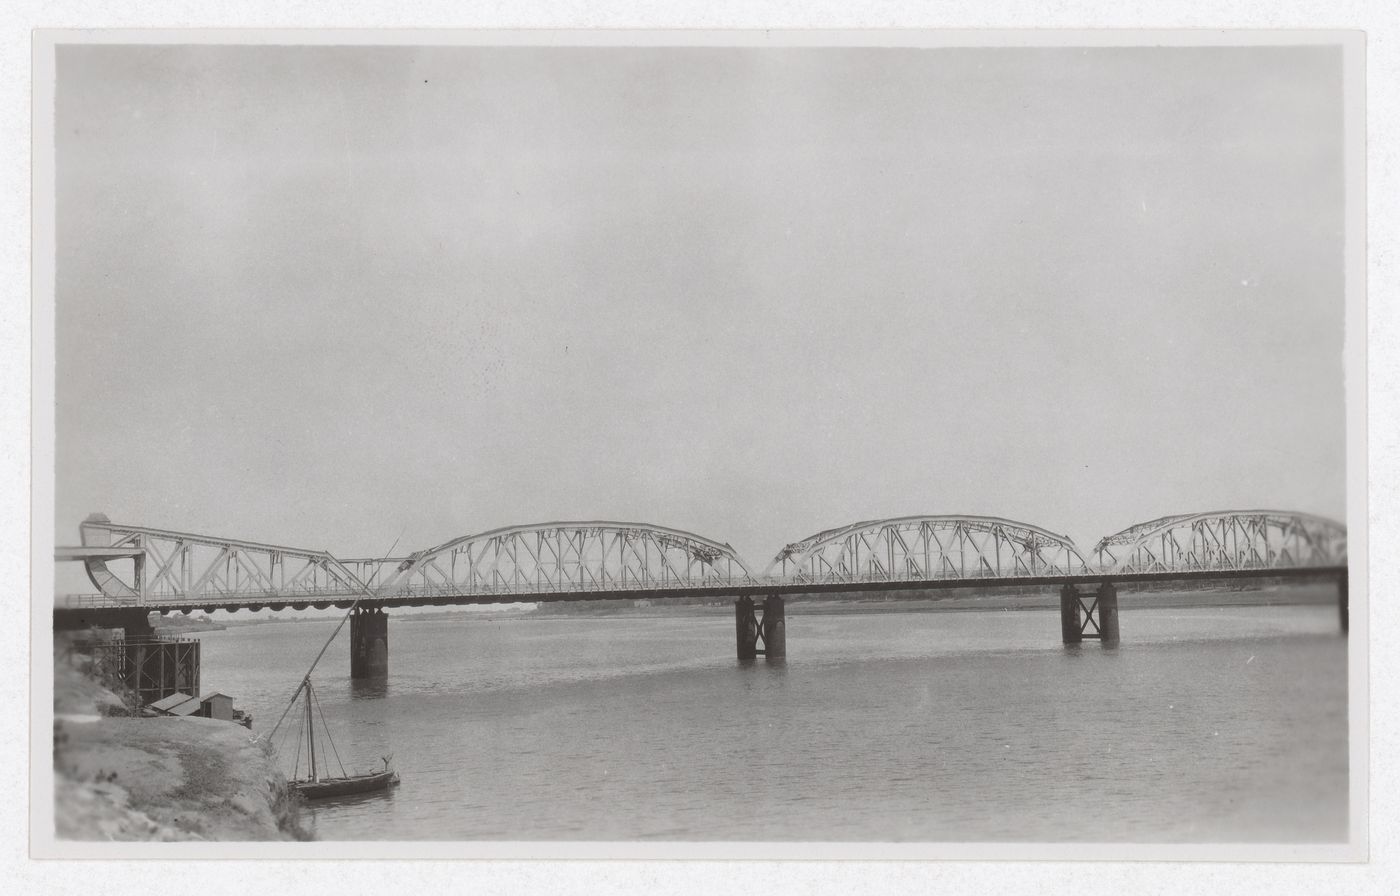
(53, 641, 310, 840)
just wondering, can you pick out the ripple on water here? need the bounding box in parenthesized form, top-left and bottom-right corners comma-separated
(198, 605, 1347, 841)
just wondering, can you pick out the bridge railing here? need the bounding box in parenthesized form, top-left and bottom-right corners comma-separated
(56, 566, 1110, 609)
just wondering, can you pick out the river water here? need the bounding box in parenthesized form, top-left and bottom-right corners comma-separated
(193, 602, 1347, 842)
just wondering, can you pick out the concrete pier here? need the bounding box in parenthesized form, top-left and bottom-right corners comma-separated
(1059, 584, 1083, 644)
(1097, 582, 1120, 644)
(735, 597, 759, 660)
(761, 595, 786, 659)
(1061, 583, 1118, 645)
(736, 596, 785, 659)
(350, 606, 389, 678)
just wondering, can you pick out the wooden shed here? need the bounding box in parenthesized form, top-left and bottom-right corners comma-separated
(198, 692, 235, 722)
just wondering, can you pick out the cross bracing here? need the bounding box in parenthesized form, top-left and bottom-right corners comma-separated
(767, 515, 1090, 583)
(1091, 510, 1346, 574)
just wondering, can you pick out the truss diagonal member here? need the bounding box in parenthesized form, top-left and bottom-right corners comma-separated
(76, 514, 371, 604)
(1094, 510, 1346, 575)
(765, 514, 1089, 581)
(388, 521, 753, 598)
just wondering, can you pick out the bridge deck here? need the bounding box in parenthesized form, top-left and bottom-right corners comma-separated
(54, 565, 1346, 616)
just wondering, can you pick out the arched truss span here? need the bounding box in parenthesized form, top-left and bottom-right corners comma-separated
(383, 521, 755, 598)
(77, 514, 367, 604)
(1092, 510, 1347, 574)
(767, 515, 1089, 583)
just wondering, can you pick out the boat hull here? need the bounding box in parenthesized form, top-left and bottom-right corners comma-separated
(293, 769, 399, 800)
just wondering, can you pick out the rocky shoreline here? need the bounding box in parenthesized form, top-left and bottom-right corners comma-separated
(53, 641, 311, 841)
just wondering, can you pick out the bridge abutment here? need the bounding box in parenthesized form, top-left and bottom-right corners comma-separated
(736, 595, 785, 660)
(54, 608, 156, 640)
(351, 606, 389, 679)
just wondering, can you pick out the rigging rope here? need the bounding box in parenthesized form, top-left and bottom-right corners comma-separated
(290, 701, 305, 782)
(310, 680, 349, 778)
(263, 527, 407, 743)
(273, 711, 290, 760)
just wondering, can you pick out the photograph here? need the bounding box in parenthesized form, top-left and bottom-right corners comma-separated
(35, 31, 1361, 858)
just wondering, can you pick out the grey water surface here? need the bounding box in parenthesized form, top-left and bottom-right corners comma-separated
(195, 603, 1347, 842)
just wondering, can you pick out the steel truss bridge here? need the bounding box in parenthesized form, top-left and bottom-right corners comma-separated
(58, 509, 1347, 616)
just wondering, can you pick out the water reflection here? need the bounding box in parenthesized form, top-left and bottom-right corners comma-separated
(735, 657, 788, 672)
(302, 783, 399, 835)
(1061, 642, 1120, 656)
(349, 678, 390, 700)
(197, 604, 1348, 841)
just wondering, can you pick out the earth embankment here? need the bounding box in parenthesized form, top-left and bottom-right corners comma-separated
(53, 643, 310, 840)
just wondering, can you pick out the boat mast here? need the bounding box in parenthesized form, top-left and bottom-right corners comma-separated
(262, 529, 406, 746)
(306, 678, 318, 783)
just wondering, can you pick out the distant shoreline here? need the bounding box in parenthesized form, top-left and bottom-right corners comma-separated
(151, 619, 226, 633)
(526, 588, 1334, 619)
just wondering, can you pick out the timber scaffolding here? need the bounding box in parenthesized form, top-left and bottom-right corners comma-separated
(75, 635, 201, 707)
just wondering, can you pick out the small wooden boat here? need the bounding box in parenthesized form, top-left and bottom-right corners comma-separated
(294, 765, 399, 800)
(263, 548, 406, 801)
(288, 676, 399, 800)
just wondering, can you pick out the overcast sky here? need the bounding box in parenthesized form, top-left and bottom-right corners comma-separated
(52, 43, 1346, 578)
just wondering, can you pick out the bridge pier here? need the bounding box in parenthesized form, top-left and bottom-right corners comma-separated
(1338, 569, 1348, 634)
(736, 597, 759, 659)
(1097, 582, 1120, 643)
(1059, 585, 1082, 644)
(735, 595, 785, 660)
(1060, 583, 1118, 645)
(350, 606, 389, 679)
(762, 595, 786, 658)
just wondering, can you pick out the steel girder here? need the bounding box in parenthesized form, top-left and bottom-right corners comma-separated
(1091, 510, 1347, 574)
(66, 507, 1347, 609)
(78, 514, 367, 605)
(385, 521, 755, 599)
(767, 515, 1090, 583)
